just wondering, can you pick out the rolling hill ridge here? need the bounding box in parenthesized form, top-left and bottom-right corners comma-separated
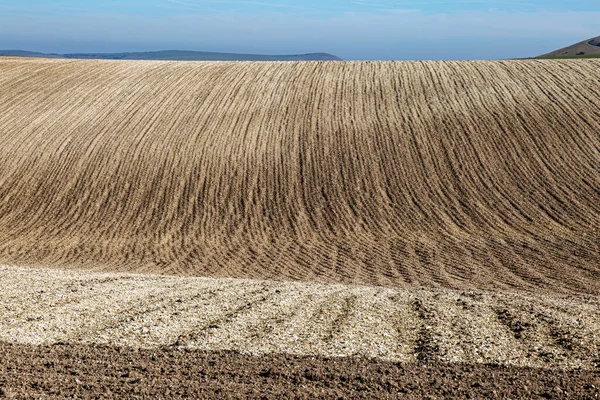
(0, 57, 598, 294)
(1, 56, 600, 397)
(539, 35, 600, 58)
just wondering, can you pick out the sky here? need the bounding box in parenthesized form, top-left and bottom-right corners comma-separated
(0, 0, 598, 60)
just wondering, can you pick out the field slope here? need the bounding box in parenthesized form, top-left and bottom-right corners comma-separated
(1, 57, 600, 397)
(0, 57, 599, 293)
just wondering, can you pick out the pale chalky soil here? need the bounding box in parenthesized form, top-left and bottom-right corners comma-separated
(1, 265, 598, 370)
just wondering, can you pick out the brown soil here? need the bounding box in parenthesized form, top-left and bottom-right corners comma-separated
(0, 58, 599, 294)
(1, 58, 599, 398)
(1, 342, 599, 399)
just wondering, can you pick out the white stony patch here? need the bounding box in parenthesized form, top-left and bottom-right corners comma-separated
(1, 265, 599, 370)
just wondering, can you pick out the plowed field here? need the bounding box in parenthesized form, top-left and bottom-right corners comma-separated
(1, 57, 599, 291)
(1, 57, 599, 398)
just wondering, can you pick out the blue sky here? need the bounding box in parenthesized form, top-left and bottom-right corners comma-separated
(0, 0, 598, 59)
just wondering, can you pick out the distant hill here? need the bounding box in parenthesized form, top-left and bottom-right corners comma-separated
(0, 49, 342, 61)
(538, 36, 600, 58)
(0, 50, 62, 58)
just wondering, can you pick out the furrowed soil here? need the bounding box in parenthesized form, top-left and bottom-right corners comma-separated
(0, 57, 599, 397)
(0, 58, 598, 292)
(1, 342, 599, 399)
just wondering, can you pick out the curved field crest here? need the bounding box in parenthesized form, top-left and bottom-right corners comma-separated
(0, 57, 599, 294)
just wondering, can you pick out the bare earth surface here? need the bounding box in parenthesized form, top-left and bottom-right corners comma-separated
(0, 58, 599, 293)
(1, 58, 599, 397)
(2, 342, 599, 399)
(1, 266, 599, 371)
(1, 265, 600, 398)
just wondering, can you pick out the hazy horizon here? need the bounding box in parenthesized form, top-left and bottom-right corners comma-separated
(0, 0, 598, 60)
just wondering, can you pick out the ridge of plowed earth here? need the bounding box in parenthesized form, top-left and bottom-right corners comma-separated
(2, 266, 599, 371)
(0, 58, 599, 293)
(1, 343, 599, 399)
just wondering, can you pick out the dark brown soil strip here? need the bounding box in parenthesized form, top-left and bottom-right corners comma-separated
(1, 342, 598, 399)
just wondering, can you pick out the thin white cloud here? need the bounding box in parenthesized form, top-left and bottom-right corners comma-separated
(165, 0, 215, 11)
(166, 0, 310, 11)
(234, 1, 307, 9)
(352, 0, 540, 8)
(0, 3, 88, 14)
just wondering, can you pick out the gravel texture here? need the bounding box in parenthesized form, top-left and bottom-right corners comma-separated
(2, 266, 599, 371)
